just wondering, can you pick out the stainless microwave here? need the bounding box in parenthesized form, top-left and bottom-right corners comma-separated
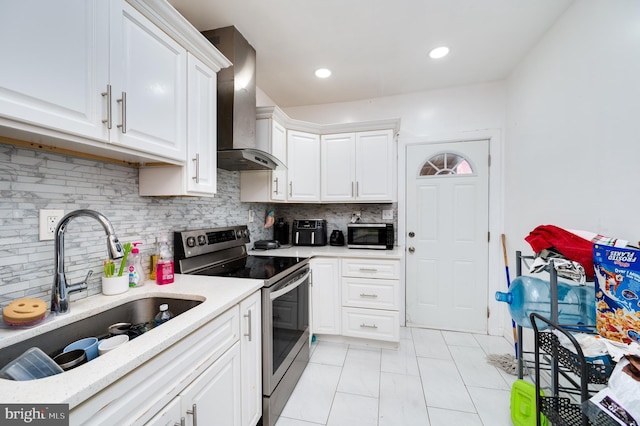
(347, 223, 394, 250)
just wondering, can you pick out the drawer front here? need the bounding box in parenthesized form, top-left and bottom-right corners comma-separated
(341, 307, 399, 342)
(341, 258, 399, 279)
(342, 278, 399, 310)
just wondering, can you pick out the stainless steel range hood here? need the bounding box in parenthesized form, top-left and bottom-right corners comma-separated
(202, 26, 279, 171)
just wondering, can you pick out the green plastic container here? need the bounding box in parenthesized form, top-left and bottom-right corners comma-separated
(510, 379, 548, 426)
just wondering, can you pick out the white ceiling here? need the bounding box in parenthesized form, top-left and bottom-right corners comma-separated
(167, 0, 573, 108)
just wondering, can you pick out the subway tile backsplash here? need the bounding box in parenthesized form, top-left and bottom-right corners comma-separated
(0, 143, 270, 305)
(0, 142, 397, 307)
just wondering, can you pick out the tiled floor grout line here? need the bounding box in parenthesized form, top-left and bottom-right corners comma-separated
(410, 327, 434, 426)
(278, 330, 515, 426)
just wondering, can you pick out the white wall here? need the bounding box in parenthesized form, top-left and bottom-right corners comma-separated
(505, 0, 640, 257)
(503, 0, 640, 342)
(281, 82, 506, 138)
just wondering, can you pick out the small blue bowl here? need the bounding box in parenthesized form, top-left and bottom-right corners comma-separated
(64, 337, 99, 361)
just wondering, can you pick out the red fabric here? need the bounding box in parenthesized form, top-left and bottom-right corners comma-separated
(525, 225, 595, 279)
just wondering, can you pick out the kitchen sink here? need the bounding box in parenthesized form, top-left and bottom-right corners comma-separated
(0, 297, 202, 368)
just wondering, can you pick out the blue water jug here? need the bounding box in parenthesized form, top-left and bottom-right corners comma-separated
(495, 276, 596, 329)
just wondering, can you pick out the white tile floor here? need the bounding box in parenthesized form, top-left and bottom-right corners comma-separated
(276, 327, 519, 426)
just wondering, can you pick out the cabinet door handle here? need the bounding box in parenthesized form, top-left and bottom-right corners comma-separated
(351, 181, 355, 197)
(273, 177, 279, 194)
(359, 293, 378, 298)
(101, 84, 112, 129)
(356, 181, 359, 197)
(186, 404, 197, 426)
(359, 268, 378, 273)
(289, 181, 293, 196)
(174, 418, 185, 426)
(116, 91, 127, 133)
(192, 153, 200, 183)
(360, 323, 378, 329)
(244, 309, 252, 342)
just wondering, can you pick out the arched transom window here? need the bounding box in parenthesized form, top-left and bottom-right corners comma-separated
(419, 152, 474, 176)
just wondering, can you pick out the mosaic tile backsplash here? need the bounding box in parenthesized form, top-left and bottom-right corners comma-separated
(0, 143, 397, 307)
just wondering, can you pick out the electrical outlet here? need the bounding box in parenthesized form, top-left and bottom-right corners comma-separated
(382, 209, 393, 220)
(248, 209, 254, 223)
(39, 209, 64, 241)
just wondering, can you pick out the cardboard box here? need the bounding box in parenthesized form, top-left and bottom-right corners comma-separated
(593, 244, 640, 344)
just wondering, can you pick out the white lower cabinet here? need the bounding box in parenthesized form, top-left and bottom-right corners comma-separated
(240, 291, 262, 426)
(341, 258, 400, 342)
(148, 343, 242, 426)
(310, 256, 401, 343)
(70, 291, 261, 426)
(310, 258, 341, 335)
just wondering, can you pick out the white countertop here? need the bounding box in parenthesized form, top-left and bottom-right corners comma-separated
(0, 274, 263, 407)
(249, 245, 404, 259)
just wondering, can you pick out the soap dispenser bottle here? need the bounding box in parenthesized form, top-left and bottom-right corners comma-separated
(127, 242, 146, 287)
(155, 233, 174, 285)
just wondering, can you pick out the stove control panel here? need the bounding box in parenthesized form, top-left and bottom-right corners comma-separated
(174, 225, 251, 259)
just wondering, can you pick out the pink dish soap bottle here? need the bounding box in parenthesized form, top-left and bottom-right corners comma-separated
(155, 233, 174, 285)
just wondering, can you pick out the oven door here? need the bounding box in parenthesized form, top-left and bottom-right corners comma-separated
(262, 265, 310, 395)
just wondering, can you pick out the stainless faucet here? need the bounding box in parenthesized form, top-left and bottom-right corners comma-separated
(51, 209, 125, 314)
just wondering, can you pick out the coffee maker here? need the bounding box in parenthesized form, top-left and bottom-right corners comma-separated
(273, 218, 290, 245)
(330, 230, 345, 246)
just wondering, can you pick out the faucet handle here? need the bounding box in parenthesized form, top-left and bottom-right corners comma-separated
(67, 270, 93, 294)
(83, 270, 94, 284)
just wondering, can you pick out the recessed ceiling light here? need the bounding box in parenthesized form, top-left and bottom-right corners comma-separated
(429, 46, 450, 59)
(315, 68, 332, 78)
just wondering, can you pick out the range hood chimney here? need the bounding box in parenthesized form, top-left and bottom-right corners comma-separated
(202, 26, 279, 171)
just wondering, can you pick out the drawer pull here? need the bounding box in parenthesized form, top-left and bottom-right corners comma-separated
(358, 268, 378, 273)
(360, 323, 378, 329)
(359, 293, 378, 298)
(244, 309, 252, 342)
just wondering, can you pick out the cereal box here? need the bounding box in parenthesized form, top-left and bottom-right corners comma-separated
(593, 244, 640, 343)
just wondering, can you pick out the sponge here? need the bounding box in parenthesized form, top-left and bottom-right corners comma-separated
(3, 297, 47, 326)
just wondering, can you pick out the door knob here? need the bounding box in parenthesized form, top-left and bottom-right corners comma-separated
(408, 247, 415, 253)
(408, 231, 415, 238)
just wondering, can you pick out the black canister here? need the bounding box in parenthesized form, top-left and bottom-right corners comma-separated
(330, 230, 345, 246)
(273, 218, 290, 245)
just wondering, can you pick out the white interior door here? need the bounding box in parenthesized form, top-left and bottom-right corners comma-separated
(406, 140, 489, 333)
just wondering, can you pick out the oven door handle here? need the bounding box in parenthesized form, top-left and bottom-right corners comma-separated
(270, 270, 311, 300)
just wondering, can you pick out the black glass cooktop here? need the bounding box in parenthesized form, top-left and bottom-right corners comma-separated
(193, 255, 307, 282)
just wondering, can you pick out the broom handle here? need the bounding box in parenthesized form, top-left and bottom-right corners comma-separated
(501, 234, 519, 358)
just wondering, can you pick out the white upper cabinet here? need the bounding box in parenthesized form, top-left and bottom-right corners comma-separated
(138, 53, 217, 196)
(321, 133, 357, 201)
(270, 120, 288, 201)
(321, 129, 395, 202)
(239, 107, 400, 204)
(354, 129, 395, 201)
(0, 0, 109, 141)
(109, 0, 187, 161)
(185, 53, 217, 194)
(240, 117, 287, 202)
(287, 130, 321, 202)
(0, 0, 230, 167)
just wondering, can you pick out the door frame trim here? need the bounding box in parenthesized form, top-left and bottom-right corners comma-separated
(398, 129, 505, 336)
